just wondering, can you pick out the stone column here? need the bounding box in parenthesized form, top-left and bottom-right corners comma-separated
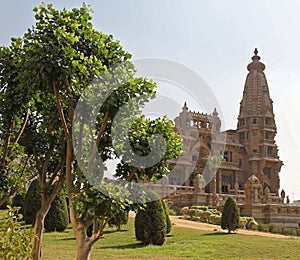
(234, 171, 239, 194)
(218, 169, 222, 194)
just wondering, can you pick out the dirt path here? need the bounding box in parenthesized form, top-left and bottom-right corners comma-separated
(170, 216, 297, 239)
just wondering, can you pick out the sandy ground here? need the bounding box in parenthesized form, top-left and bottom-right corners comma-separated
(169, 216, 297, 239)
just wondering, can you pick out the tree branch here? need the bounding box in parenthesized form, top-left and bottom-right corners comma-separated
(87, 110, 109, 172)
(13, 107, 30, 144)
(52, 81, 71, 143)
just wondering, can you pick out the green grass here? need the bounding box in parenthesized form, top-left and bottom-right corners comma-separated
(41, 217, 300, 260)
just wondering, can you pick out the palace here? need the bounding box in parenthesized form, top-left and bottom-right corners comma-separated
(165, 49, 300, 227)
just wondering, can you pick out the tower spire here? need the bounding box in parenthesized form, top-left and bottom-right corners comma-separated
(247, 48, 265, 72)
(237, 49, 282, 194)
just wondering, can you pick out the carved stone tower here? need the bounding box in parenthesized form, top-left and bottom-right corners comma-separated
(236, 49, 283, 194)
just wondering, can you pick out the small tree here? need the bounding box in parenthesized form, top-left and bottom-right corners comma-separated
(108, 210, 129, 231)
(221, 197, 239, 233)
(135, 191, 166, 245)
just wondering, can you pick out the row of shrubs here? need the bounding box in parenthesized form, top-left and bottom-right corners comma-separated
(180, 206, 300, 236)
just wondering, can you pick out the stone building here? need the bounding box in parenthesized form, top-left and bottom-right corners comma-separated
(166, 49, 300, 226)
(169, 48, 283, 196)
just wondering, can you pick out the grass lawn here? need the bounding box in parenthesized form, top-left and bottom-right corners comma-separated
(41, 217, 300, 260)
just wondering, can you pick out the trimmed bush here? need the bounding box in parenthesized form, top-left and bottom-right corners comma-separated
(162, 200, 172, 234)
(44, 187, 69, 232)
(24, 179, 69, 232)
(12, 193, 26, 215)
(221, 197, 240, 233)
(135, 191, 166, 245)
(180, 207, 189, 216)
(239, 217, 247, 229)
(24, 179, 41, 225)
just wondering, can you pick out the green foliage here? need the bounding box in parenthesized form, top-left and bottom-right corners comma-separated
(44, 188, 69, 232)
(115, 116, 182, 182)
(24, 179, 69, 231)
(135, 191, 166, 245)
(0, 198, 12, 210)
(162, 200, 172, 234)
(24, 179, 41, 225)
(180, 207, 189, 216)
(0, 206, 33, 259)
(108, 210, 129, 231)
(0, 43, 34, 208)
(221, 197, 240, 233)
(12, 193, 26, 215)
(245, 217, 258, 230)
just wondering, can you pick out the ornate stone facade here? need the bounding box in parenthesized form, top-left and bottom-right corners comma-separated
(169, 49, 283, 196)
(166, 50, 300, 226)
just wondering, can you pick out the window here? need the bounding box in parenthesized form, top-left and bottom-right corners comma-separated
(192, 155, 197, 162)
(239, 158, 242, 167)
(224, 151, 228, 162)
(253, 149, 257, 153)
(264, 167, 271, 178)
(265, 118, 273, 125)
(267, 147, 273, 155)
(229, 151, 233, 162)
(265, 132, 272, 139)
(253, 118, 257, 124)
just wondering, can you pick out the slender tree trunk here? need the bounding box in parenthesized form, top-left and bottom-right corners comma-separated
(212, 169, 217, 206)
(32, 206, 51, 260)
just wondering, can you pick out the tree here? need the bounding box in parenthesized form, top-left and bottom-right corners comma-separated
(20, 88, 66, 259)
(108, 209, 129, 232)
(221, 197, 240, 233)
(0, 42, 35, 207)
(135, 191, 166, 245)
(19, 4, 181, 259)
(203, 155, 225, 205)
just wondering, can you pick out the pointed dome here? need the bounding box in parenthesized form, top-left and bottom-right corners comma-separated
(247, 48, 265, 72)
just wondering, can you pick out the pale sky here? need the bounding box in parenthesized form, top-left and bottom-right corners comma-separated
(1, 0, 300, 200)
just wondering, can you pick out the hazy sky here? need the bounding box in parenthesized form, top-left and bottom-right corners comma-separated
(1, 0, 300, 200)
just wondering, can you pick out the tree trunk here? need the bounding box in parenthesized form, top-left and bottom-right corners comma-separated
(32, 206, 51, 260)
(76, 235, 93, 260)
(212, 169, 217, 205)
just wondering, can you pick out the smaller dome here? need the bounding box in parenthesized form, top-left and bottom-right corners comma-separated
(247, 48, 265, 72)
(247, 174, 260, 184)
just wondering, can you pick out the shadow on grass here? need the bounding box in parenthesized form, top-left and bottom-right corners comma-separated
(203, 232, 235, 236)
(61, 237, 76, 241)
(98, 242, 145, 250)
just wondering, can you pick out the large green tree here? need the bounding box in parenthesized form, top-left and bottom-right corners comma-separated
(19, 4, 181, 260)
